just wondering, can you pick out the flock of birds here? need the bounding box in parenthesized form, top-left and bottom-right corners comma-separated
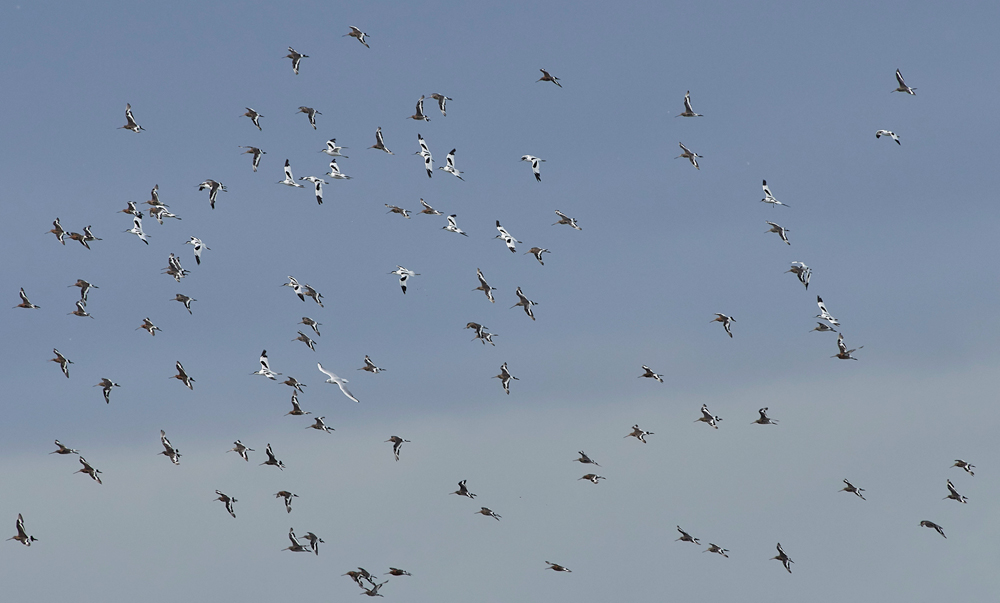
(7, 25, 976, 596)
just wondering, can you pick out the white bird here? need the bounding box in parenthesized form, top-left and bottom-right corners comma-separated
(676, 142, 702, 170)
(386, 435, 410, 461)
(197, 180, 226, 209)
(159, 430, 181, 465)
(695, 404, 722, 429)
(495, 220, 521, 253)
(50, 348, 73, 378)
(284, 47, 308, 75)
(625, 424, 654, 443)
(840, 479, 866, 500)
(227, 440, 254, 462)
(415, 134, 433, 177)
(369, 126, 393, 154)
(766, 221, 791, 245)
(761, 179, 789, 207)
(260, 443, 286, 470)
(525, 247, 550, 265)
(344, 26, 370, 48)
(711, 313, 735, 338)
(753, 407, 778, 425)
(537, 68, 562, 87)
(389, 265, 419, 294)
(283, 276, 306, 302)
(119, 103, 144, 132)
(816, 296, 839, 326)
(214, 490, 237, 518)
(676, 90, 703, 117)
(242, 107, 263, 130)
(407, 96, 430, 122)
(317, 363, 360, 403)
(359, 355, 385, 373)
(8, 514, 37, 546)
(185, 237, 209, 265)
(511, 286, 537, 320)
(124, 214, 149, 245)
(240, 146, 265, 172)
(429, 93, 451, 116)
(253, 350, 281, 380)
(945, 479, 968, 503)
(786, 261, 810, 289)
(299, 176, 326, 205)
(439, 148, 464, 180)
(15, 288, 40, 309)
(832, 333, 863, 360)
(278, 159, 304, 187)
(474, 268, 497, 303)
(520, 155, 545, 182)
(552, 210, 582, 230)
(306, 416, 334, 434)
(876, 130, 901, 145)
(493, 362, 519, 395)
(639, 365, 663, 383)
(297, 106, 321, 129)
(326, 158, 352, 180)
(892, 69, 916, 95)
(443, 214, 469, 236)
(320, 138, 348, 158)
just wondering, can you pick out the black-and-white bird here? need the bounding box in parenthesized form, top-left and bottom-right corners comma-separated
(297, 106, 321, 129)
(390, 266, 419, 294)
(344, 26, 370, 48)
(771, 543, 793, 573)
(428, 92, 452, 116)
(761, 180, 789, 207)
(119, 103, 144, 132)
(452, 480, 476, 498)
(148, 206, 180, 224)
(386, 435, 410, 461)
(639, 365, 663, 383)
(214, 490, 237, 518)
(228, 440, 254, 462)
(306, 416, 334, 434)
(197, 180, 226, 209)
(511, 287, 537, 320)
(525, 247, 550, 265)
(50, 349, 72, 378)
(711, 313, 735, 338)
(124, 214, 149, 244)
(676, 526, 700, 544)
(285, 47, 308, 74)
(876, 129, 901, 145)
(172, 361, 194, 390)
(537, 68, 562, 87)
(520, 155, 545, 182)
(300, 176, 326, 205)
(317, 363, 360, 403)
(833, 333, 862, 360)
(676, 90, 703, 117)
(893, 68, 916, 95)
(261, 443, 286, 470)
(944, 479, 968, 504)
(439, 149, 464, 180)
(8, 514, 37, 546)
(786, 261, 810, 289)
(493, 362, 519, 395)
(369, 126, 393, 154)
(766, 221, 791, 245)
(185, 237, 209, 265)
(495, 221, 521, 253)
(240, 146, 265, 171)
(676, 142, 702, 170)
(15, 288, 40, 309)
(625, 424, 654, 443)
(253, 350, 281, 380)
(816, 296, 839, 326)
(320, 138, 348, 158)
(159, 430, 181, 465)
(696, 404, 722, 429)
(407, 96, 430, 122)
(94, 378, 120, 404)
(474, 268, 497, 303)
(952, 460, 975, 476)
(75, 456, 102, 484)
(919, 520, 946, 538)
(275, 490, 298, 513)
(553, 210, 582, 230)
(415, 133, 433, 177)
(443, 214, 468, 236)
(283, 276, 306, 302)
(326, 158, 352, 180)
(753, 407, 778, 425)
(242, 107, 263, 130)
(278, 159, 304, 187)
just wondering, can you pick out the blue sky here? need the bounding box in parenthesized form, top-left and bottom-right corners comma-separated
(2, 1, 998, 601)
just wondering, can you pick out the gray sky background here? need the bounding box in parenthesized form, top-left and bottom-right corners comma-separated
(2, 1, 998, 601)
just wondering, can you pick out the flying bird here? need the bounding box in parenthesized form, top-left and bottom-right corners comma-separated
(711, 313, 735, 338)
(771, 543, 793, 573)
(511, 287, 537, 320)
(418, 198, 442, 216)
(240, 146, 265, 171)
(185, 237, 209, 265)
(386, 568, 412, 576)
(676, 90, 703, 117)
(158, 430, 181, 465)
(495, 220, 521, 253)
(386, 436, 410, 461)
(344, 26, 370, 48)
(75, 457, 103, 484)
(69, 299, 93, 319)
(278, 160, 304, 187)
(407, 96, 430, 122)
(253, 350, 281, 380)
(579, 473, 606, 484)
(442, 214, 469, 237)
(326, 158, 352, 180)
(94, 378, 120, 404)
(275, 491, 298, 513)
(320, 138, 348, 158)
(172, 294, 196, 314)
(919, 520, 946, 538)
(840, 479, 866, 500)
(574, 451, 600, 466)
(520, 155, 545, 182)
(214, 490, 237, 518)
(952, 460, 975, 476)
(242, 107, 263, 130)
(429, 93, 451, 116)
(50, 349, 73, 378)
(300, 176, 326, 205)
(537, 68, 562, 87)
(474, 268, 497, 303)
(285, 391, 311, 416)
(48, 218, 66, 244)
(876, 129, 901, 145)
(452, 480, 476, 498)
(119, 103, 144, 132)
(639, 365, 663, 383)
(124, 214, 149, 244)
(171, 361, 194, 390)
(546, 562, 572, 572)
(284, 47, 308, 74)
(676, 142, 702, 170)
(228, 440, 254, 462)
(8, 514, 37, 546)
(438, 148, 464, 180)
(306, 416, 334, 434)
(297, 106, 321, 129)
(493, 362, 519, 395)
(625, 424, 654, 443)
(477, 507, 501, 520)
(282, 376, 307, 392)
(385, 204, 410, 218)
(261, 443, 286, 470)
(389, 266, 419, 294)
(15, 288, 40, 309)
(525, 247, 550, 265)
(50, 440, 79, 455)
(892, 68, 916, 95)
(415, 133, 433, 177)
(369, 126, 393, 154)
(786, 261, 810, 289)
(833, 333, 863, 360)
(765, 221, 791, 245)
(811, 322, 837, 333)
(704, 544, 729, 558)
(761, 180, 789, 207)
(552, 210, 582, 230)
(752, 407, 778, 425)
(676, 526, 700, 544)
(317, 363, 360, 403)
(816, 296, 839, 326)
(359, 355, 385, 373)
(293, 331, 317, 351)
(197, 180, 226, 209)
(695, 404, 722, 429)
(944, 479, 968, 503)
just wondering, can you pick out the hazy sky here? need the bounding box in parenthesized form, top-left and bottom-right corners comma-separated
(2, 1, 998, 601)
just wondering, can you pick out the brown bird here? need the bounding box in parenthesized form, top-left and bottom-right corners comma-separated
(537, 68, 562, 87)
